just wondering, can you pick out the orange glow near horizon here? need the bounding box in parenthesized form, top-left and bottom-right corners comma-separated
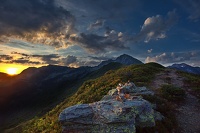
(0, 63, 41, 75)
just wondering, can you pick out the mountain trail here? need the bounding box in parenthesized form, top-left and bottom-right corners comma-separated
(150, 69, 200, 133)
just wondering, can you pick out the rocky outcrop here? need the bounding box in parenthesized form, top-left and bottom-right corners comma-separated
(59, 82, 163, 133)
(59, 98, 155, 133)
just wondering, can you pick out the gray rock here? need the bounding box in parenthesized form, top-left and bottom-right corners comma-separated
(101, 95, 114, 101)
(59, 104, 94, 125)
(59, 98, 156, 133)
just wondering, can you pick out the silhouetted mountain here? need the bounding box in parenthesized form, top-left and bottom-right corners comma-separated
(96, 54, 143, 69)
(0, 54, 144, 131)
(0, 72, 9, 80)
(0, 65, 92, 112)
(168, 63, 200, 75)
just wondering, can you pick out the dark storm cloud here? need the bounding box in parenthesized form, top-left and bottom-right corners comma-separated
(69, 32, 128, 53)
(0, 0, 75, 47)
(145, 51, 200, 64)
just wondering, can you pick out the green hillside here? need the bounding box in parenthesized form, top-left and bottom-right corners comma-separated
(7, 63, 194, 133)
(7, 63, 169, 132)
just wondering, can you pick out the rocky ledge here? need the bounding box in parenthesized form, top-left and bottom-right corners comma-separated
(59, 82, 163, 133)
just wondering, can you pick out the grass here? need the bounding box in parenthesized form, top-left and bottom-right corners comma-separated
(6, 62, 169, 133)
(1, 62, 123, 132)
(159, 85, 186, 101)
(178, 71, 200, 99)
(138, 94, 178, 133)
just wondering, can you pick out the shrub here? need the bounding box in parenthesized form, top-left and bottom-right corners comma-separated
(159, 85, 185, 101)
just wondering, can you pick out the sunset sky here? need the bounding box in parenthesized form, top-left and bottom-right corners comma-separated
(0, 0, 200, 74)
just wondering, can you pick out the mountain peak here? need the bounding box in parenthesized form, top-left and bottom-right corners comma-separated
(97, 54, 143, 68)
(117, 54, 132, 58)
(115, 54, 143, 65)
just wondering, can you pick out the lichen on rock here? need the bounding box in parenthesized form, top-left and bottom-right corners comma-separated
(59, 82, 163, 133)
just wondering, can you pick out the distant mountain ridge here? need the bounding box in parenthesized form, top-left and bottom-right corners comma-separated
(96, 54, 143, 69)
(168, 63, 200, 75)
(0, 54, 142, 123)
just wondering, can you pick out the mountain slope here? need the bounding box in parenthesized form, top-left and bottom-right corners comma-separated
(12, 63, 166, 133)
(1, 54, 145, 132)
(168, 63, 200, 75)
(4, 61, 200, 133)
(0, 62, 125, 132)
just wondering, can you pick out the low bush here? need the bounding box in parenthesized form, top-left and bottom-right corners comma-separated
(159, 85, 185, 101)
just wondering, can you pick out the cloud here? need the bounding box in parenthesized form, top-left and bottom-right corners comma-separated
(175, 0, 200, 22)
(145, 51, 200, 64)
(147, 49, 153, 53)
(0, 54, 42, 65)
(88, 56, 111, 61)
(32, 54, 60, 65)
(134, 10, 178, 43)
(79, 60, 100, 67)
(11, 51, 29, 57)
(88, 19, 105, 30)
(0, 55, 13, 60)
(69, 32, 128, 54)
(9, 59, 41, 65)
(0, 52, 80, 66)
(59, 55, 77, 66)
(0, 0, 76, 48)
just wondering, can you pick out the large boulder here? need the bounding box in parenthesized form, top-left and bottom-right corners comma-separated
(59, 98, 156, 133)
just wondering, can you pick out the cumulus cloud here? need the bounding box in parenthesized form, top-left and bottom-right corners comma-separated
(135, 10, 178, 43)
(0, 0, 76, 48)
(88, 19, 105, 30)
(145, 51, 200, 64)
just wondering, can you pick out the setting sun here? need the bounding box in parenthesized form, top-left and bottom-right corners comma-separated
(0, 63, 31, 75)
(6, 68, 18, 75)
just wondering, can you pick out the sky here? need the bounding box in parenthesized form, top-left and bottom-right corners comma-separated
(0, 0, 200, 74)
